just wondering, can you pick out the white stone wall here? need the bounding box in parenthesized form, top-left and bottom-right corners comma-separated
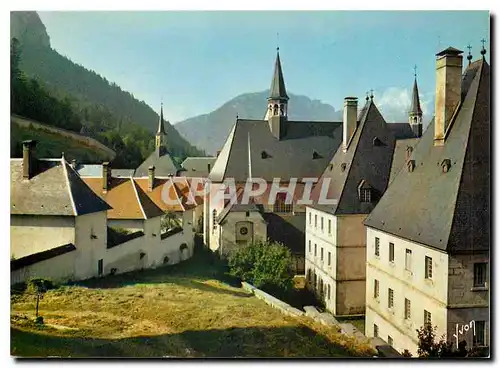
(365, 227, 449, 355)
(11, 250, 77, 285)
(10, 215, 76, 259)
(219, 211, 267, 256)
(305, 207, 337, 312)
(74, 211, 108, 280)
(206, 182, 226, 251)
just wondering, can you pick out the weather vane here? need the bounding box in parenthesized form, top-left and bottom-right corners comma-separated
(277, 32, 279, 51)
(370, 89, 374, 100)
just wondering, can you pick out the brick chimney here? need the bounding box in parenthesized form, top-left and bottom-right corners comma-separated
(343, 97, 358, 151)
(434, 47, 463, 143)
(102, 162, 111, 192)
(22, 140, 36, 180)
(148, 166, 155, 192)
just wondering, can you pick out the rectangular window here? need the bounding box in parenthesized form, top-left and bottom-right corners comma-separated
(321, 217, 324, 231)
(424, 310, 432, 326)
(374, 279, 379, 299)
(328, 219, 332, 235)
(473, 321, 486, 346)
(404, 298, 411, 320)
(388, 288, 394, 308)
(474, 263, 487, 287)
(314, 244, 317, 257)
(309, 212, 311, 225)
(98, 259, 103, 276)
(388, 336, 393, 347)
(389, 242, 395, 263)
(328, 252, 331, 266)
(405, 249, 412, 271)
(315, 215, 317, 228)
(374, 324, 379, 338)
(308, 240, 311, 254)
(321, 247, 324, 261)
(375, 237, 380, 256)
(425, 256, 433, 279)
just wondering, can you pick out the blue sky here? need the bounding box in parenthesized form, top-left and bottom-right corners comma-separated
(38, 11, 490, 124)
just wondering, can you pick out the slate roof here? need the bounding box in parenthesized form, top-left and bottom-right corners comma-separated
(11, 243, 76, 271)
(410, 77, 423, 115)
(388, 138, 421, 184)
(135, 148, 181, 177)
(387, 123, 418, 139)
(83, 177, 164, 219)
(181, 157, 217, 178)
(364, 58, 490, 253)
(309, 99, 398, 215)
(269, 51, 289, 100)
(208, 119, 343, 182)
(11, 158, 111, 216)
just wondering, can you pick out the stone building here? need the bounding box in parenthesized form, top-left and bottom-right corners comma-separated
(304, 83, 422, 316)
(363, 46, 490, 355)
(11, 140, 111, 284)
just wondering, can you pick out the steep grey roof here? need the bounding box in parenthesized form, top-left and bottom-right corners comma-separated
(410, 77, 423, 115)
(269, 51, 289, 100)
(181, 157, 217, 178)
(208, 119, 343, 182)
(310, 99, 397, 215)
(365, 59, 490, 253)
(388, 138, 421, 184)
(11, 158, 111, 216)
(388, 123, 418, 139)
(135, 148, 181, 177)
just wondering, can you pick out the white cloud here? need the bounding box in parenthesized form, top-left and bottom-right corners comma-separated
(376, 86, 434, 126)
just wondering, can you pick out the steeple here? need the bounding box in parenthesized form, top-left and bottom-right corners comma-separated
(266, 48, 289, 139)
(409, 66, 423, 137)
(155, 102, 167, 154)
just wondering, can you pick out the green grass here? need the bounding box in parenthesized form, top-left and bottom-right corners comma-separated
(11, 248, 375, 358)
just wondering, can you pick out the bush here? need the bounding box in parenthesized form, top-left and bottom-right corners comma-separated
(227, 240, 294, 294)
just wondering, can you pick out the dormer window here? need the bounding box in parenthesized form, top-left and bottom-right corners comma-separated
(406, 146, 414, 160)
(441, 159, 451, 173)
(312, 151, 322, 160)
(407, 160, 416, 172)
(373, 137, 383, 146)
(341, 163, 347, 172)
(261, 151, 269, 159)
(358, 180, 372, 203)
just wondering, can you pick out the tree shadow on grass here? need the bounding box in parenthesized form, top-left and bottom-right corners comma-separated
(11, 324, 366, 358)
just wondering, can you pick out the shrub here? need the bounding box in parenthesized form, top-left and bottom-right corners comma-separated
(227, 240, 294, 294)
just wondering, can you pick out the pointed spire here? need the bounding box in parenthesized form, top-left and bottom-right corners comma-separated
(410, 68, 422, 116)
(157, 102, 166, 135)
(268, 49, 289, 101)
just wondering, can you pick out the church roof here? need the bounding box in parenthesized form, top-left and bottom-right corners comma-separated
(410, 77, 423, 115)
(135, 148, 181, 177)
(309, 99, 400, 215)
(208, 119, 343, 182)
(269, 51, 289, 101)
(364, 58, 490, 253)
(181, 157, 217, 178)
(11, 158, 111, 216)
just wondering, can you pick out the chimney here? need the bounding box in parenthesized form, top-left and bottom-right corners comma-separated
(343, 97, 358, 151)
(22, 140, 36, 180)
(102, 162, 111, 192)
(434, 47, 463, 142)
(148, 166, 155, 192)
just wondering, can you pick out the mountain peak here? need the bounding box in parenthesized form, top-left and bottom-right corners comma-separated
(11, 11, 50, 48)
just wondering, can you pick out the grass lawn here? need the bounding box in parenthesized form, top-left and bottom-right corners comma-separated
(11, 249, 375, 358)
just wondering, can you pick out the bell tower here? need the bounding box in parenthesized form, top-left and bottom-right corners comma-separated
(156, 102, 167, 154)
(266, 48, 289, 139)
(409, 65, 423, 138)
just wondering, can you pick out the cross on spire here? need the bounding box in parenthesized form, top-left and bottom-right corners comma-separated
(480, 38, 487, 57)
(369, 89, 374, 100)
(277, 32, 279, 52)
(481, 38, 486, 48)
(467, 44, 473, 64)
(467, 44, 472, 54)
(413, 65, 417, 78)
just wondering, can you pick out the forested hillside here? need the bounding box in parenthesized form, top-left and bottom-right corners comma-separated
(10, 11, 204, 168)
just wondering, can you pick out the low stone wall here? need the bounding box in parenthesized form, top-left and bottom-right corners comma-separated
(241, 282, 305, 318)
